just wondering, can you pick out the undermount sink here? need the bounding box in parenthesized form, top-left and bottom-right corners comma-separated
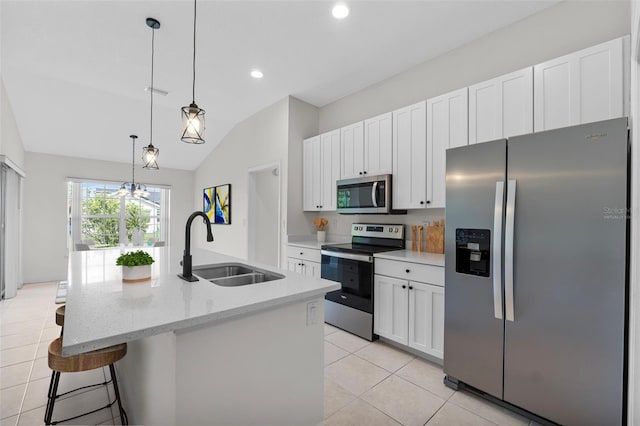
(192, 262, 285, 287)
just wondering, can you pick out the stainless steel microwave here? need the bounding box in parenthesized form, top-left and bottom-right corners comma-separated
(336, 174, 396, 214)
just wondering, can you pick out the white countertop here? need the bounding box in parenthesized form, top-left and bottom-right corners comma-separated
(287, 240, 342, 250)
(62, 247, 339, 356)
(374, 250, 445, 267)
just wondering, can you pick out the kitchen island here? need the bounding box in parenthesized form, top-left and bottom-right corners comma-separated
(63, 247, 339, 425)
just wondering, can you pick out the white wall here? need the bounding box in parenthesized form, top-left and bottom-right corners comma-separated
(252, 167, 279, 267)
(0, 77, 24, 170)
(193, 97, 290, 262)
(319, 1, 630, 133)
(22, 152, 194, 283)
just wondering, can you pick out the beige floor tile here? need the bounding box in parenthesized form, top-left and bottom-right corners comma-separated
(395, 357, 454, 400)
(0, 361, 32, 390)
(29, 357, 51, 382)
(324, 323, 339, 336)
(325, 341, 349, 366)
(0, 344, 37, 368)
(56, 368, 108, 396)
(0, 320, 43, 338)
(0, 311, 48, 326)
(324, 398, 400, 426)
(362, 375, 446, 426)
(0, 415, 18, 426)
(449, 391, 529, 426)
(324, 377, 357, 419)
(38, 327, 61, 343)
(0, 332, 42, 351)
(355, 341, 414, 373)
(14, 406, 45, 426)
(0, 384, 26, 420)
(325, 355, 390, 396)
(34, 342, 49, 360)
(426, 401, 497, 426)
(20, 377, 50, 413)
(325, 330, 371, 353)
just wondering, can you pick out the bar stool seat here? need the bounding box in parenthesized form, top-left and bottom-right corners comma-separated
(45, 338, 128, 425)
(55, 305, 65, 327)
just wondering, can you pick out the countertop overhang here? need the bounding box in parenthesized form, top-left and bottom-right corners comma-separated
(62, 247, 339, 356)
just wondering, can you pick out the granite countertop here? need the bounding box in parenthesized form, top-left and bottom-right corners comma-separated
(374, 250, 445, 267)
(62, 247, 339, 356)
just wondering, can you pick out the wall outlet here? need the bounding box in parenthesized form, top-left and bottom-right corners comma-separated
(306, 301, 318, 326)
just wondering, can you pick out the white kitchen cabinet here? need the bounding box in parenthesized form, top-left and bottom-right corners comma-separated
(469, 67, 533, 144)
(286, 245, 322, 279)
(427, 88, 468, 208)
(340, 121, 364, 179)
(534, 36, 629, 132)
(341, 113, 392, 179)
(303, 130, 340, 211)
(374, 275, 409, 345)
(374, 258, 444, 360)
(392, 101, 427, 210)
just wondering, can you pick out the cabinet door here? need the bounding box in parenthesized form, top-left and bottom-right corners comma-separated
(534, 36, 627, 131)
(408, 281, 444, 360)
(305, 261, 321, 279)
(469, 67, 532, 144)
(427, 88, 468, 208)
(364, 112, 393, 176)
(321, 130, 341, 211)
(340, 122, 364, 179)
(303, 136, 321, 211)
(392, 101, 427, 210)
(374, 275, 409, 345)
(287, 258, 298, 273)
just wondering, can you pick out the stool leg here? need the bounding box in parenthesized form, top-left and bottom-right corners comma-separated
(109, 364, 128, 425)
(44, 370, 60, 425)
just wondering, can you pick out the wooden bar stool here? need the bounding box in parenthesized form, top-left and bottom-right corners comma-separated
(55, 305, 65, 336)
(44, 337, 129, 425)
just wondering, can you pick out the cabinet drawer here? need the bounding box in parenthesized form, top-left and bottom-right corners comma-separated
(287, 246, 321, 263)
(375, 258, 444, 286)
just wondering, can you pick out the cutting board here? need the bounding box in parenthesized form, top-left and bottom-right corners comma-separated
(426, 220, 445, 254)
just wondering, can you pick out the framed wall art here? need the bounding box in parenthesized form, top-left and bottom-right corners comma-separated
(203, 184, 231, 225)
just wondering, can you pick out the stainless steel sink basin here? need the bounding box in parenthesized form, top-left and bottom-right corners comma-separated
(192, 262, 285, 286)
(192, 263, 254, 280)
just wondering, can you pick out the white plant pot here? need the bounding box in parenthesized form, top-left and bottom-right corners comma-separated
(122, 264, 152, 283)
(317, 230, 326, 242)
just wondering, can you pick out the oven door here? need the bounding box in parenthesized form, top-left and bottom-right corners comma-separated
(321, 251, 374, 313)
(336, 175, 390, 214)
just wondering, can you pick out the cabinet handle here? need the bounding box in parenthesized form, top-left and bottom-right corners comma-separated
(359, 172, 363, 175)
(300, 252, 303, 255)
(420, 201, 424, 205)
(426, 200, 431, 204)
(409, 286, 414, 290)
(402, 285, 406, 289)
(363, 171, 367, 175)
(405, 269, 410, 273)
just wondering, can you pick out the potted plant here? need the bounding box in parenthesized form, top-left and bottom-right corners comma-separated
(116, 250, 155, 283)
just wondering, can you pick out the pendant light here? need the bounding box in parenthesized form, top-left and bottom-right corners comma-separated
(143, 17, 160, 169)
(116, 135, 150, 198)
(180, 0, 206, 144)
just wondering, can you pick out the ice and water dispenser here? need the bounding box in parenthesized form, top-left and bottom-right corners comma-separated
(455, 229, 491, 277)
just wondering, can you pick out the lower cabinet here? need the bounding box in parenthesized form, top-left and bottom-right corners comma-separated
(374, 260, 444, 360)
(286, 245, 322, 279)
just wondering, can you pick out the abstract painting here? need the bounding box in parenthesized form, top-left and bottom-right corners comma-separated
(214, 184, 231, 224)
(203, 187, 215, 221)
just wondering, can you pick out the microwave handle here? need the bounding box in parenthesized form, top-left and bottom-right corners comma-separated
(371, 182, 378, 207)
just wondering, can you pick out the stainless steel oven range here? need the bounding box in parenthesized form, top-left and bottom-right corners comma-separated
(321, 223, 405, 340)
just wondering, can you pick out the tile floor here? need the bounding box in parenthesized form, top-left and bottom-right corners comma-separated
(1, 282, 541, 425)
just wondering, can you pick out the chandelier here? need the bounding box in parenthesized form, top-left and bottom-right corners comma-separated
(116, 135, 149, 198)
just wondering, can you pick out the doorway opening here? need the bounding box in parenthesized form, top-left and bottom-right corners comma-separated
(247, 162, 281, 268)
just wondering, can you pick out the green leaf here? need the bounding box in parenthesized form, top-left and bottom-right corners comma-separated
(115, 250, 155, 266)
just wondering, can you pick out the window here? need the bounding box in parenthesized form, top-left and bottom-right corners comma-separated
(68, 180, 170, 249)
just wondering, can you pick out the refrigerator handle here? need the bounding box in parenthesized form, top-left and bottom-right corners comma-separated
(493, 181, 505, 320)
(505, 179, 517, 322)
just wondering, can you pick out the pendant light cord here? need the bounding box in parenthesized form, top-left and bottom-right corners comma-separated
(131, 137, 136, 187)
(192, 0, 197, 104)
(150, 27, 155, 146)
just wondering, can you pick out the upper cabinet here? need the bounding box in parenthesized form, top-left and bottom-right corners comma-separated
(393, 101, 427, 210)
(469, 67, 533, 144)
(303, 129, 340, 211)
(427, 88, 468, 209)
(341, 113, 393, 179)
(534, 36, 629, 132)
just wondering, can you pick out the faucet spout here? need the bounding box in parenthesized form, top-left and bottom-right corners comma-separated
(178, 211, 214, 282)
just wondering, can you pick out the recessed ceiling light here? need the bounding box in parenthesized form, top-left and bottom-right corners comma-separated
(250, 70, 264, 79)
(332, 3, 349, 19)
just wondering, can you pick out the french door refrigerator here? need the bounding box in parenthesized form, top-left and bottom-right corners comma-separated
(444, 117, 628, 425)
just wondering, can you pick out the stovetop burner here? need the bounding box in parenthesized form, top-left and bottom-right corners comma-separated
(321, 243, 402, 255)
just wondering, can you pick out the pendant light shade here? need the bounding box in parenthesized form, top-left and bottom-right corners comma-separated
(144, 17, 160, 170)
(181, 0, 206, 144)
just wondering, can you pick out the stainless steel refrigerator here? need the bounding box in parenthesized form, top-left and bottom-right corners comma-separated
(444, 118, 628, 425)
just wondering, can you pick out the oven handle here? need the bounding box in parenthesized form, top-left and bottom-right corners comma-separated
(321, 250, 373, 263)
